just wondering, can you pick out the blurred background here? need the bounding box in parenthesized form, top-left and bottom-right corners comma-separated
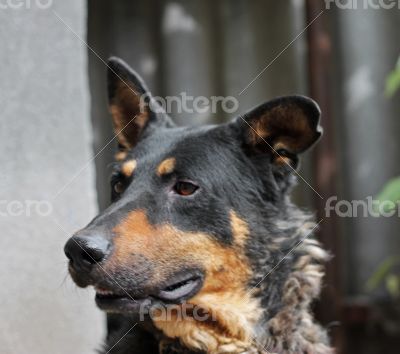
(1, 0, 399, 353)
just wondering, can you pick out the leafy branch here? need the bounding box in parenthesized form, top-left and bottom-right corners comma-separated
(385, 56, 400, 97)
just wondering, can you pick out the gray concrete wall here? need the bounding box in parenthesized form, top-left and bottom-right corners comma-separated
(0, 1, 104, 353)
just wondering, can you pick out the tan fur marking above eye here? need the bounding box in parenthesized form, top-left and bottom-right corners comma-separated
(121, 159, 137, 177)
(115, 151, 128, 162)
(230, 210, 249, 248)
(157, 158, 176, 176)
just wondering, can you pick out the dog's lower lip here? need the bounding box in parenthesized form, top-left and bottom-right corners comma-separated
(95, 292, 125, 300)
(94, 290, 149, 313)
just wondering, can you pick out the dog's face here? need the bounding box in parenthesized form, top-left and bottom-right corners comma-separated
(64, 57, 321, 349)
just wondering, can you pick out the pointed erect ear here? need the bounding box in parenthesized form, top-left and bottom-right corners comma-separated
(233, 96, 322, 168)
(107, 57, 173, 150)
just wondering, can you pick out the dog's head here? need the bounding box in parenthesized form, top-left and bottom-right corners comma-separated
(64, 57, 322, 351)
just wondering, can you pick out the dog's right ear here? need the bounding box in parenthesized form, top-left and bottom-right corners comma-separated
(229, 95, 322, 170)
(107, 57, 174, 151)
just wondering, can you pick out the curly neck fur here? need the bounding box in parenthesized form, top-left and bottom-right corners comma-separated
(255, 227, 334, 353)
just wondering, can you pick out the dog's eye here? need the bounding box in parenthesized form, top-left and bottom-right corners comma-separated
(110, 171, 128, 200)
(113, 181, 125, 194)
(173, 181, 198, 196)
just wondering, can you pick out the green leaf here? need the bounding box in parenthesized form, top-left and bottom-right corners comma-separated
(366, 256, 400, 291)
(385, 58, 400, 97)
(386, 274, 400, 298)
(374, 177, 400, 214)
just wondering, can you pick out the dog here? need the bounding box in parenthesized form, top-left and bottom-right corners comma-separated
(64, 57, 333, 354)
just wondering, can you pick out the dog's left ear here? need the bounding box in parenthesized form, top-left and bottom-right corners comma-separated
(231, 95, 322, 169)
(107, 57, 174, 150)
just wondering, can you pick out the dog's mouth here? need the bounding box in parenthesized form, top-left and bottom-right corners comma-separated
(94, 272, 203, 312)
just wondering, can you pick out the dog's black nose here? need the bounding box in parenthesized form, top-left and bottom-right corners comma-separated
(64, 233, 110, 272)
